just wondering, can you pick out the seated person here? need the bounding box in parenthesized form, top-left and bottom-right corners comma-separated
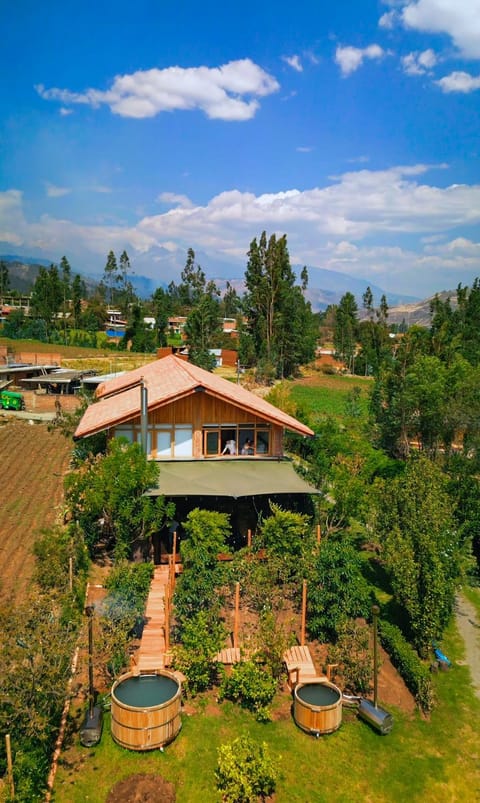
(241, 438, 254, 455)
(222, 439, 237, 455)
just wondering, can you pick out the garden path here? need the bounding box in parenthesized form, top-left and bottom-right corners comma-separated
(455, 592, 480, 699)
(136, 566, 170, 672)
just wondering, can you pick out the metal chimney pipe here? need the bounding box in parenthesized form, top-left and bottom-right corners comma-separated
(85, 604, 95, 717)
(140, 379, 148, 455)
(372, 604, 380, 708)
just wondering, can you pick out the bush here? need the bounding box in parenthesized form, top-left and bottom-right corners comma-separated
(307, 537, 371, 642)
(172, 611, 226, 695)
(327, 620, 372, 694)
(219, 660, 277, 721)
(34, 525, 89, 611)
(379, 619, 434, 712)
(215, 736, 278, 803)
(258, 503, 312, 565)
(104, 561, 154, 621)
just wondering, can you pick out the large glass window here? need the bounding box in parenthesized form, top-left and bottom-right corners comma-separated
(202, 424, 271, 456)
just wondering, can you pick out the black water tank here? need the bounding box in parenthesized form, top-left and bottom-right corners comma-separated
(79, 706, 103, 747)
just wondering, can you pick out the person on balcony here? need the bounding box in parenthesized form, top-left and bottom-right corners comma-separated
(241, 439, 254, 455)
(222, 439, 237, 455)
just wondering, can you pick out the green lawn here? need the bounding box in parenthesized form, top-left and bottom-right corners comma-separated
(53, 613, 480, 802)
(289, 375, 371, 420)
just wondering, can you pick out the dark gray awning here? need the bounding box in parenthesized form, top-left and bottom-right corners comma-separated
(146, 459, 320, 498)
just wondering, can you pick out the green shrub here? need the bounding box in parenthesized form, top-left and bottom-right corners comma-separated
(379, 619, 434, 712)
(34, 525, 89, 613)
(327, 620, 372, 694)
(219, 660, 277, 720)
(104, 561, 153, 620)
(215, 736, 278, 803)
(307, 537, 371, 642)
(173, 611, 225, 695)
(11, 742, 50, 803)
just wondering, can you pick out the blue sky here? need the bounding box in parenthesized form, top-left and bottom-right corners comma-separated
(1, 0, 480, 299)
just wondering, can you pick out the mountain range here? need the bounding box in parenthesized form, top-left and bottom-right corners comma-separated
(1, 253, 457, 326)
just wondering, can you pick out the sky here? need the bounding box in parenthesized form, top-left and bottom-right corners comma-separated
(1, 0, 480, 300)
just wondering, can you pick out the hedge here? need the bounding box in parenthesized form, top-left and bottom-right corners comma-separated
(379, 619, 434, 712)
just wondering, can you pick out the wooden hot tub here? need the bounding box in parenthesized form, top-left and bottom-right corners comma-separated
(111, 670, 182, 750)
(293, 680, 342, 735)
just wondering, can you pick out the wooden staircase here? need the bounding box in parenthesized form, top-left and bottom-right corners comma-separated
(135, 566, 170, 672)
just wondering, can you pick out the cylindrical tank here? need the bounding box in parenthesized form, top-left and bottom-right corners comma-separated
(358, 698, 393, 735)
(293, 680, 342, 735)
(111, 670, 182, 750)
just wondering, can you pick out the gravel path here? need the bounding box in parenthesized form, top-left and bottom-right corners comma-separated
(455, 592, 480, 699)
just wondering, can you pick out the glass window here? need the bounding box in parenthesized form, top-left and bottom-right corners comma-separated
(205, 430, 219, 455)
(157, 429, 172, 457)
(175, 425, 193, 457)
(256, 430, 270, 454)
(115, 426, 134, 443)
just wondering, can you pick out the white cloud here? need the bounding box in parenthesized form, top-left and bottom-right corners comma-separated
(45, 182, 71, 198)
(282, 54, 303, 72)
(400, 0, 480, 59)
(157, 192, 193, 208)
(402, 48, 437, 75)
(3, 164, 480, 296)
(347, 155, 370, 164)
(379, 10, 398, 29)
(59, 107, 73, 116)
(89, 185, 112, 194)
(436, 70, 480, 92)
(335, 44, 387, 76)
(296, 146, 314, 153)
(35, 59, 280, 122)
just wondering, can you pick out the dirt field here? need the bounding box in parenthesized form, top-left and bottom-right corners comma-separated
(0, 418, 72, 604)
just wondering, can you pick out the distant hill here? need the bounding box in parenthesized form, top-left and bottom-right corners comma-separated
(384, 290, 457, 327)
(0, 256, 98, 295)
(0, 258, 46, 293)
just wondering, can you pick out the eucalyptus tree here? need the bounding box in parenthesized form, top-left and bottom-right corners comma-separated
(242, 231, 316, 378)
(333, 291, 358, 372)
(0, 260, 10, 296)
(30, 264, 63, 336)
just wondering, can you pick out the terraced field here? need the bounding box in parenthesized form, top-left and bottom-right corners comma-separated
(0, 418, 72, 604)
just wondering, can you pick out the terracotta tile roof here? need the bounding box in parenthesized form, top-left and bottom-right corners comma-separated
(74, 354, 314, 439)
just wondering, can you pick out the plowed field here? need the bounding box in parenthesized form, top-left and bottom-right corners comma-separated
(0, 418, 72, 604)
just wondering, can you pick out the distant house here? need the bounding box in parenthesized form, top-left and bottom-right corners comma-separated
(75, 354, 318, 551)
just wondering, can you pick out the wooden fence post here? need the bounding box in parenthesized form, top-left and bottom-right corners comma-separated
(233, 582, 240, 649)
(6, 733, 14, 799)
(300, 580, 307, 646)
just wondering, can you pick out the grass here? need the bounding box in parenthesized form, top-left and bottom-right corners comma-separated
(53, 610, 480, 802)
(289, 373, 372, 420)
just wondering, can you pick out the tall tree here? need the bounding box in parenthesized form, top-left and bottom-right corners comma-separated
(117, 250, 136, 314)
(0, 260, 10, 296)
(178, 248, 207, 308)
(185, 281, 221, 370)
(71, 274, 84, 329)
(59, 256, 71, 343)
(152, 286, 172, 347)
(30, 264, 63, 336)
(103, 250, 118, 307)
(222, 281, 241, 318)
(376, 456, 463, 656)
(243, 231, 314, 378)
(333, 292, 358, 372)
